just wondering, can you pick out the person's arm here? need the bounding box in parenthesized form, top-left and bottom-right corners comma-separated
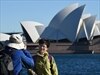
(22, 50, 32, 58)
(11, 50, 34, 75)
(20, 50, 34, 67)
(50, 56, 58, 75)
(12, 50, 34, 68)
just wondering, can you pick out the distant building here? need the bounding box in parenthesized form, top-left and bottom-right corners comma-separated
(0, 33, 10, 46)
(21, 3, 100, 43)
(20, 21, 46, 43)
(0, 33, 10, 42)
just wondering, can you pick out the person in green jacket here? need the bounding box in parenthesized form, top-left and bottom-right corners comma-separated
(33, 39, 58, 75)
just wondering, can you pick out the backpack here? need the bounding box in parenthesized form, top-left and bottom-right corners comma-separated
(0, 53, 13, 75)
(48, 55, 52, 62)
(0, 58, 8, 75)
(48, 55, 54, 74)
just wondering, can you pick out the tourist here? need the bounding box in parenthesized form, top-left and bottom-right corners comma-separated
(5, 34, 34, 75)
(33, 39, 58, 75)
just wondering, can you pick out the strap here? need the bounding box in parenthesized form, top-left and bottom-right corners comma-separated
(48, 55, 52, 63)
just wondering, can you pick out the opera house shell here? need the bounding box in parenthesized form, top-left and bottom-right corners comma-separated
(21, 3, 100, 53)
(21, 3, 100, 43)
(21, 21, 46, 43)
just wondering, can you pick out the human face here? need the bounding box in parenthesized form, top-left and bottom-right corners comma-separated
(39, 44, 48, 54)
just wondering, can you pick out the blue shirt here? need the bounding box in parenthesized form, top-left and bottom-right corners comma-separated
(5, 47, 34, 75)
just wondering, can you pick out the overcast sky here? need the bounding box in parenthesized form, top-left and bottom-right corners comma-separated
(0, 0, 100, 33)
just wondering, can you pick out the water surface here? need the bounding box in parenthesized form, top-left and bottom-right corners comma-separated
(53, 54, 100, 75)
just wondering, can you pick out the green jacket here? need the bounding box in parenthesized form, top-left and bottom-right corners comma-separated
(33, 52, 58, 75)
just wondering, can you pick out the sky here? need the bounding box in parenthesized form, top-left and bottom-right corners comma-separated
(0, 0, 100, 33)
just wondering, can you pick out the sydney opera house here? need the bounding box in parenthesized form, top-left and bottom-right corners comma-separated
(1, 3, 100, 53)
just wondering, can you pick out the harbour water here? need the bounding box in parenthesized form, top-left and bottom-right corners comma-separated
(53, 54, 100, 75)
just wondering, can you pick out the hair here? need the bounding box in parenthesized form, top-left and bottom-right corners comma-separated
(39, 39, 50, 48)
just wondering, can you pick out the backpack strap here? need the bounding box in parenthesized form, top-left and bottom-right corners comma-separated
(48, 55, 52, 63)
(48, 55, 54, 74)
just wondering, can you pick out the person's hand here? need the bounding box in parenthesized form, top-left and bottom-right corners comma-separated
(28, 69, 37, 75)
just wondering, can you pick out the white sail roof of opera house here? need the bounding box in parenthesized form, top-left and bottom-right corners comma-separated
(41, 3, 85, 42)
(21, 3, 100, 43)
(76, 15, 96, 41)
(90, 20, 100, 39)
(76, 17, 100, 41)
(20, 21, 46, 43)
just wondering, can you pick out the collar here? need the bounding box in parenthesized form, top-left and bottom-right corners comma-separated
(37, 51, 49, 57)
